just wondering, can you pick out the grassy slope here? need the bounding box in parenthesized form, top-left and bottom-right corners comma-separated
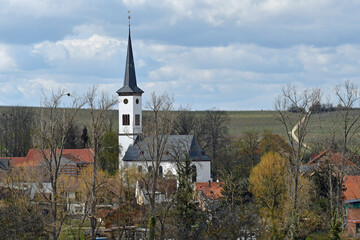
(0, 106, 294, 139)
(1, 106, 358, 143)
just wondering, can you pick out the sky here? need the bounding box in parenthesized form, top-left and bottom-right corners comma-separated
(0, 0, 360, 110)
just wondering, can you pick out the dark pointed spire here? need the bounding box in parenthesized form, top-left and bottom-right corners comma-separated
(117, 28, 143, 96)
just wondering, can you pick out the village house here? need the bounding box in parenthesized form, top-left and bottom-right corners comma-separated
(1, 148, 94, 215)
(9, 148, 93, 173)
(135, 178, 177, 205)
(301, 149, 359, 175)
(343, 175, 360, 236)
(194, 181, 224, 211)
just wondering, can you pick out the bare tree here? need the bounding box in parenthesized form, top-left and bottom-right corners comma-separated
(174, 108, 229, 177)
(0, 106, 34, 157)
(274, 84, 321, 239)
(234, 130, 261, 168)
(203, 110, 229, 176)
(173, 107, 200, 136)
(32, 89, 85, 240)
(141, 92, 175, 239)
(333, 80, 360, 216)
(85, 86, 118, 240)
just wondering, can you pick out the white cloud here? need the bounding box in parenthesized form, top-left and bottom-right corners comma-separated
(0, 80, 17, 95)
(1, 0, 85, 18)
(0, 45, 16, 71)
(17, 78, 64, 97)
(2, 0, 360, 110)
(33, 35, 124, 63)
(4, 32, 360, 110)
(122, 0, 348, 27)
(32, 41, 69, 63)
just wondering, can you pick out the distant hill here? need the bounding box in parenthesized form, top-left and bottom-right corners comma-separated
(0, 106, 283, 136)
(1, 106, 357, 143)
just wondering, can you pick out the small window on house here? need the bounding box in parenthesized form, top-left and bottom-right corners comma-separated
(122, 114, 130, 125)
(135, 114, 140, 126)
(148, 166, 153, 173)
(136, 98, 139, 104)
(138, 165, 142, 172)
(159, 166, 163, 177)
(140, 151, 144, 156)
(123, 98, 129, 104)
(191, 165, 197, 182)
(201, 151, 205, 156)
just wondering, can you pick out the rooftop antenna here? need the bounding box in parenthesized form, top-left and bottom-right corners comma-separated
(128, 10, 131, 29)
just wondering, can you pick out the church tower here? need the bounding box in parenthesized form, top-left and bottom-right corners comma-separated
(117, 28, 144, 166)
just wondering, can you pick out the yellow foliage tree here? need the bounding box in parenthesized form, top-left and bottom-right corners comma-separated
(249, 152, 287, 239)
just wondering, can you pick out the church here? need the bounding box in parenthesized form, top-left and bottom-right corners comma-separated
(116, 28, 212, 183)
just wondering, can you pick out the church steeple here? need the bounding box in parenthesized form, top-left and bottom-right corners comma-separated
(118, 22, 143, 168)
(116, 29, 143, 96)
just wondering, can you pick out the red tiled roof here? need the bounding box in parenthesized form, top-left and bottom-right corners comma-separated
(343, 176, 360, 201)
(306, 149, 329, 165)
(11, 149, 94, 167)
(62, 149, 94, 163)
(195, 182, 224, 200)
(9, 157, 28, 166)
(306, 150, 355, 167)
(62, 153, 82, 163)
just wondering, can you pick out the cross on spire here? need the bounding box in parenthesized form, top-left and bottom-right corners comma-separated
(116, 14, 143, 96)
(128, 10, 131, 28)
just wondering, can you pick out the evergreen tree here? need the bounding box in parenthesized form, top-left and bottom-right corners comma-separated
(99, 131, 119, 175)
(64, 123, 79, 149)
(81, 126, 89, 148)
(174, 156, 203, 239)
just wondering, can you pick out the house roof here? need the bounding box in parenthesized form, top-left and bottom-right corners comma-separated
(116, 29, 143, 96)
(10, 157, 28, 166)
(0, 159, 10, 170)
(10, 149, 94, 167)
(195, 182, 224, 200)
(306, 149, 356, 167)
(343, 175, 360, 201)
(123, 135, 211, 162)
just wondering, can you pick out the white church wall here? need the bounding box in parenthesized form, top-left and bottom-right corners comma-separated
(118, 136, 136, 165)
(123, 160, 211, 182)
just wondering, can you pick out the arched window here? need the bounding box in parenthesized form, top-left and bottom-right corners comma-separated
(148, 166, 153, 173)
(191, 165, 197, 182)
(159, 166, 163, 177)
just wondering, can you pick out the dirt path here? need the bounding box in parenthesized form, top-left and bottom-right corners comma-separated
(290, 115, 310, 150)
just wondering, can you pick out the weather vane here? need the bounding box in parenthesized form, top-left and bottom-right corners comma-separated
(128, 10, 131, 27)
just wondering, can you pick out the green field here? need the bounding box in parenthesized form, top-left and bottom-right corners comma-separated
(75, 109, 293, 138)
(1, 106, 359, 143)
